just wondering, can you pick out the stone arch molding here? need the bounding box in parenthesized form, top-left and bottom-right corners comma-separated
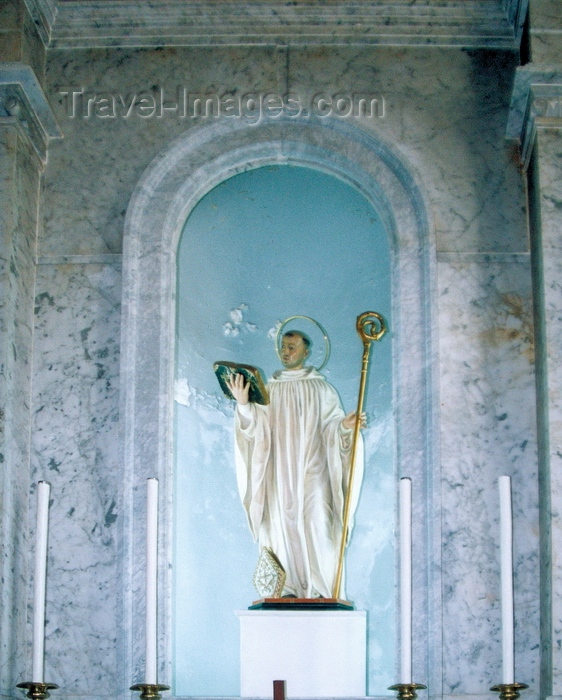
(119, 116, 440, 694)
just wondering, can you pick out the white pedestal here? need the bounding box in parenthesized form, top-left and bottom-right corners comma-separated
(236, 609, 367, 698)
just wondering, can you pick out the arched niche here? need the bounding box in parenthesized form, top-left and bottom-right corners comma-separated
(119, 117, 440, 697)
(175, 163, 393, 696)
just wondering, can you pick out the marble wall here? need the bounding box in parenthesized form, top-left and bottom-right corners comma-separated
(1, 37, 542, 700)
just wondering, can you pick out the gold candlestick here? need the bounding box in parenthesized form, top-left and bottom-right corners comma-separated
(490, 683, 528, 700)
(389, 683, 427, 700)
(17, 682, 59, 700)
(130, 683, 170, 700)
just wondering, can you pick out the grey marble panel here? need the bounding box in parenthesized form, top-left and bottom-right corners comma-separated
(438, 254, 539, 697)
(30, 262, 121, 693)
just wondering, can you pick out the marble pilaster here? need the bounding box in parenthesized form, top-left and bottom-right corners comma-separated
(530, 124, 562, 700)
(0, 109, 41, 700)
(0, 57, 60, 698)
(508, 65, 562, 700)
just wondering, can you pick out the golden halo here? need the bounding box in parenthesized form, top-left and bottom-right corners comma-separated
(275, 315, 331, 371)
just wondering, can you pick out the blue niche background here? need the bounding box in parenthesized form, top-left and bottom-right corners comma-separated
(174, 164, 395, 696)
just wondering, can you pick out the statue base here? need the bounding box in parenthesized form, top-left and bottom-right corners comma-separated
(236, 608, 367, 698)
(249, 597, 354, 610)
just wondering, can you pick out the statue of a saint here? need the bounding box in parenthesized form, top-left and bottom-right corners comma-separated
(227, 330, 364, 599)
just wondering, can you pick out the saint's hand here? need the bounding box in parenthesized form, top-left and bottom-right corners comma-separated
(342, 410, 367, 431)
(226, 372, 250, 405)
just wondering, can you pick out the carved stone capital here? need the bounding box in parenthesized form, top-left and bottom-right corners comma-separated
(0, 62, 62, 164)
(507, 64, 562, 168)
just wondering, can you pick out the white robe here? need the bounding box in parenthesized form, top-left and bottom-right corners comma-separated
(235, 366, 364, 598)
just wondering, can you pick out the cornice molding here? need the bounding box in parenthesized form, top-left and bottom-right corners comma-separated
(47, 0, 522, 49)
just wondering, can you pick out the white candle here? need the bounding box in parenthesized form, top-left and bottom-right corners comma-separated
(145, 478, 159, 685)
(399, 477, 412, 684)
(499, 476, 515, 684)
(32, 481, 51, 682)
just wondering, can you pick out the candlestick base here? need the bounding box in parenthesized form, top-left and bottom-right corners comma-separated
(130, 683, 170, 700)
(16, 682, 59, 700)
(388, 683, 427, 700)
(490, 683, 528, 700)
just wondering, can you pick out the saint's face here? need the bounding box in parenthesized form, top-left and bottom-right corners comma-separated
(280, 335, 309, 370)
